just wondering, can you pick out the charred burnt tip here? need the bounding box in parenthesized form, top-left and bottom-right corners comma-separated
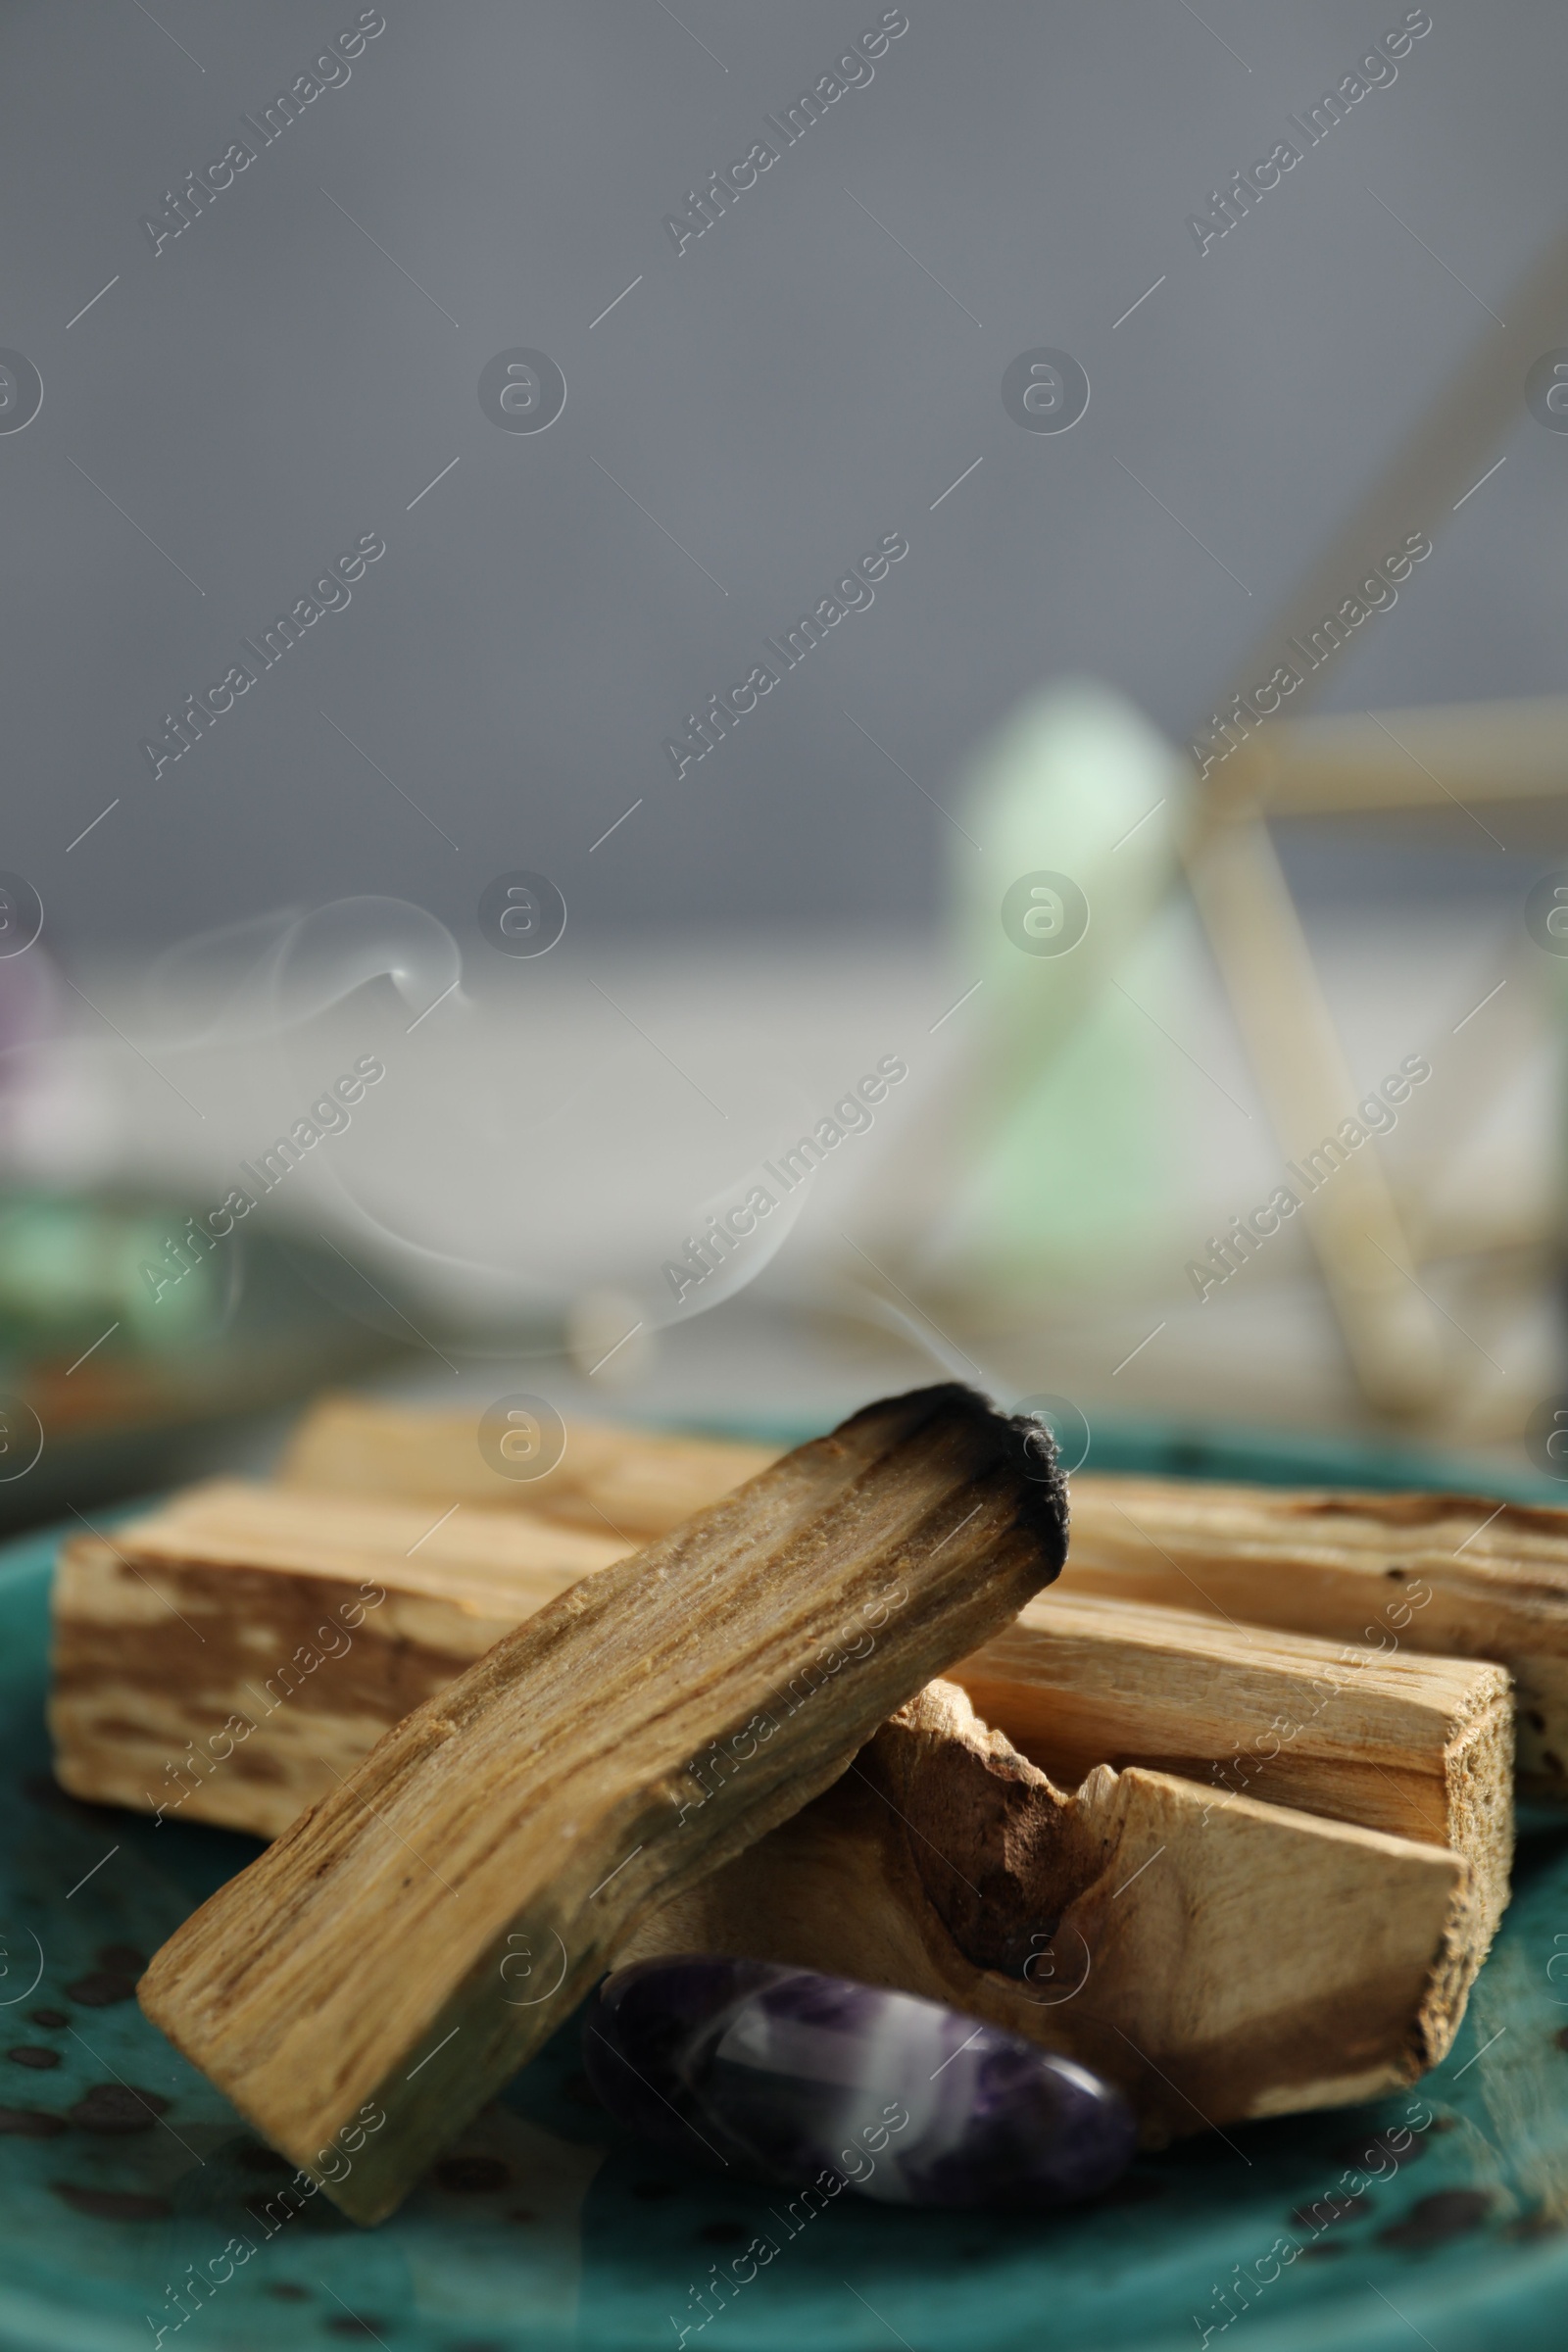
(997, 1403, 1071, 1578)
(832, 1384, 1070, 1581)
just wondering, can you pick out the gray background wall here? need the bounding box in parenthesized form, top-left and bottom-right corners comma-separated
(5, 0, 1565, 964)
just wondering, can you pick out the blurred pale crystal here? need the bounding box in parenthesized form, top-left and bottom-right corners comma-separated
(920, 682, 1208, 1305)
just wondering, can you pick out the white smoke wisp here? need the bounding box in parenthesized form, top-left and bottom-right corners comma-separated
(141, 896, 823, 1344)
(141, 897, 465, 1046)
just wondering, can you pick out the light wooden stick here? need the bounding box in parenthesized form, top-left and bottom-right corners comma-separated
(1177, 230, 1568, 1416)
(1182, 810, 1444, 1412)
(137, 1386, 1067, 2224)
(50, 1481, 628, 1839)
(1064, 1472, 1568, 1794)
(276, 1394, 775, 1540)
(1229, 695, 1568, 816)
(1194, 230, 1568, 751)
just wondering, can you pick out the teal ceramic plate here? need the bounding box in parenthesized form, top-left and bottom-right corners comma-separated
(4, 1437, 1568, 2352)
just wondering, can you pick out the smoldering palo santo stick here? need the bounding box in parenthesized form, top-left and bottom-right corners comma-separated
(138, 1384, 1067, 2224)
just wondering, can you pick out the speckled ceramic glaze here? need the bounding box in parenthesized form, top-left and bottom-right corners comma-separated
(4, 1420, 1568, 2350)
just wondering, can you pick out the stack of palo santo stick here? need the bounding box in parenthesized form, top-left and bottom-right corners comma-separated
(47, 1391, 1552, 2221)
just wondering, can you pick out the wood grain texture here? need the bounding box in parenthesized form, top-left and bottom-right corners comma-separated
(954, 1592, 1511, 1960)
(620, 1681, 1474, 2144)
(52, 1492, 1510, 1973)
(278, 1394, 775, 1538)
(137, 1385, 1068, 2224)
(49, 1483, 628, 1838)
(1063, 1474, 1568, 1792)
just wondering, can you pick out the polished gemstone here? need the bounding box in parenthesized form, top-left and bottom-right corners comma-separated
(582, 1957, 1136, 2208)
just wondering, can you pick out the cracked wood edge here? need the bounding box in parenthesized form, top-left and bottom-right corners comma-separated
(953, 1589, 1511, 1963)
(619, 1681, 1473, 2144)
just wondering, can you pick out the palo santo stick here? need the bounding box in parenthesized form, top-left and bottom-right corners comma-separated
(138, 1385, 1067, 2225)
(1062, 1474, 1568, 1794)
(278, 1393, 776, 1539)
(620, 1680, 1474, 2143)
(953, 1592, 1511, 1959)
(49, 1482, 629, 1839)
(52, 1492, 1510, 1961)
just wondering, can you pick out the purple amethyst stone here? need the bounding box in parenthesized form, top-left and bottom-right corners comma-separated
(582, 1957, 1136, 2209)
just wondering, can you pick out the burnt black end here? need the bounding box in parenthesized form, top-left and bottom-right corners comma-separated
(830, 1383, 1071, 1586)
